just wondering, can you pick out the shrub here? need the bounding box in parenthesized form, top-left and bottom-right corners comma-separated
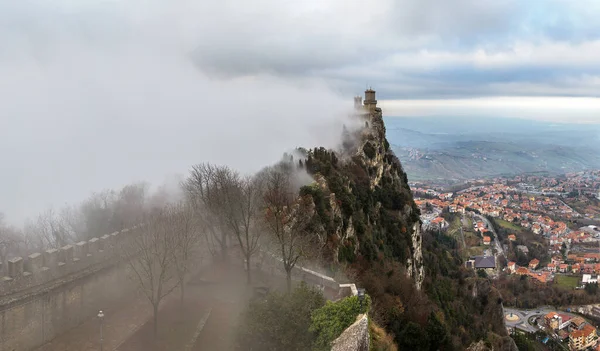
(363, 142, 376, 159)
(310, 294, 372, 351)
(236, 283, 326, 351)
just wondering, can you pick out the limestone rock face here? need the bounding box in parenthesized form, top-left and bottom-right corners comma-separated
(407, 222, 424, 290)
(467, 337, 518, 351)
(331, 314, 369, 351)
(359, 105, 423, 287)
(467, 341, 491, 351)
(299, 90, 422, 288)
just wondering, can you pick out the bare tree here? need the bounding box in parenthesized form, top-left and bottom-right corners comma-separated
(170, 202, 202, 312)
(113, 182, 148, 231)
(262, 166, 315, 292)
(182, 163, 231, 263)
(0, 213, 22, 266)
(80, 190, 118, 239)
(220, 173, 265, 284)
(24, 208, 71, 249)
(58, 204, 86, 241)
(122, 207, 179, 337)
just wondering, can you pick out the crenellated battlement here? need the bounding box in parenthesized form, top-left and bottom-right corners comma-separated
(0, 228, 131, 298)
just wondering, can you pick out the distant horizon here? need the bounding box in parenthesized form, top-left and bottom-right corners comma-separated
(379, 96, 600, 124)
(384, 114, 600, 125)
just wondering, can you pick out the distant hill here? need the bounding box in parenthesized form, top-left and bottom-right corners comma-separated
(385, 116, 600, 181)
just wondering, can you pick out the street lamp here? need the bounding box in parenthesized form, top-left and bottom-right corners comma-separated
(98, 310, 104, 351)
(357, 288, 366, 311)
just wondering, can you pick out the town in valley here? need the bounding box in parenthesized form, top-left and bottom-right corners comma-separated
(414, 169, 600, 350)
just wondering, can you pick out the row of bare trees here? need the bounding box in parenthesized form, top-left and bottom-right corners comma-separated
(181, 162, 316, 288)
(119, 160, 317, 336)
(121, 202, 199, 336)
(1, 159, 317, 337)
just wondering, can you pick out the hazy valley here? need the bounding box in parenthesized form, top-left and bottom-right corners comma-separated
(386, 116, 600, 181)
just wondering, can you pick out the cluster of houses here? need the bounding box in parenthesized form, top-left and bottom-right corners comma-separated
(414, 180, 600, 270)
(413, 182, 579, 232)
(543, 312, 598, 350)
(505, 252, 600, 284)
(506, 258, 553, 283)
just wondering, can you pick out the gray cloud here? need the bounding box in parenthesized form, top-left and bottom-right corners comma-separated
(0, 0, 355, 224)
(2, 0, 600, 223)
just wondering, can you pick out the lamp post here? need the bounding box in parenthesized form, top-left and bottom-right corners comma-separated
(357, 288, 365, 311)
(98, 310, 104, 351)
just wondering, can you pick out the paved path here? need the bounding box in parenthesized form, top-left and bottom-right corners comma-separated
(35, 295, 153, 351)
(474, 213, 504, 257)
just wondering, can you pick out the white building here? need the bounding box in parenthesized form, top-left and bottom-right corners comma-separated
(582, 274, 599, 285)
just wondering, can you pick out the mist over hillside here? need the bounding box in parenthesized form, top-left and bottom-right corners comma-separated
(385, 116, 600, 181)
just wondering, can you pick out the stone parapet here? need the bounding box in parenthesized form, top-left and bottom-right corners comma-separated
(258, 250, 360, 300)
(0, 227, 139, 297)
(331, 314, 370, 351)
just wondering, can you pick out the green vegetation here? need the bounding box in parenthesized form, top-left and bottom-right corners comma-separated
(445, 215, 463, 239)
(555, 275, 580, 289)
(486, 216, 550, 267)
(236, 283, 373, 351)
(511, 331, 539, 351)
(310, 294, 371, 351)
(495, 218, 521, 232)
(363, 142, 376, 159)
(442, 211, 485, 259)
(495, 273, 600, 308)
(297, 137, 515, 349)
(235, 283, 326, 351)
(369, 321, 397, 351)
(302, 146, 420, 264)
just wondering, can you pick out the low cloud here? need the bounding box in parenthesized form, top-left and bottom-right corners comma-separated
(0, 0, 353, 224)
(3, 0, 600, 223)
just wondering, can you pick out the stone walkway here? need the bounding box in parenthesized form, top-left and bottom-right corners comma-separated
(33, 261, 240, 351)
(33, 258, 285, 351)
(34, 294, 154, 351)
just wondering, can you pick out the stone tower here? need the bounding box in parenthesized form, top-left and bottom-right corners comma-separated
(364, 88, 377, 111)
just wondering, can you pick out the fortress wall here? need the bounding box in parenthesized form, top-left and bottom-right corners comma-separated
(257, 250, 357, 299)
(0, 228, 129, 297)
(0, 228, 139, 351)
(0, 261, 135, 351)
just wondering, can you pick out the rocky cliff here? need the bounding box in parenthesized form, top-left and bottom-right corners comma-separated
(294, 91, 423, 290)
(288, 90, 515, 350)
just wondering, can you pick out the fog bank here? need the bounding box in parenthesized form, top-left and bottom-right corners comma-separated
(0, 1, 352, 224)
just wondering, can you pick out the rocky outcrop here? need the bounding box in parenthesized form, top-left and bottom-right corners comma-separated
(467, 337, 519, 351)
(357, 100, 423, 288)
(406, 222, 424, 290)
(331, 314, 369, 351)
(299, 89, 423, 288)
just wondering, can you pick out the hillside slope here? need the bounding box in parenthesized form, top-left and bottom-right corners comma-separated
(385, 116, 600, 180)
(395, 141, 600, 181)
(291, 92, 516, 350)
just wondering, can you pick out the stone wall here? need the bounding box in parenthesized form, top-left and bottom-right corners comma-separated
(0, 228, 140, 351)
(257, 250, 354, 300)
(0, 228, 132, 297)
(331, 314, 369, 351)
(0, 234, 364, 351)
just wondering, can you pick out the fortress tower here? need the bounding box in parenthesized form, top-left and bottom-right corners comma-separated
(364, 88, 377, 112)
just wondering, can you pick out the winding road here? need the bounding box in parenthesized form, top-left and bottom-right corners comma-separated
(474, 213, 505, 257)
(503, 307, 554, 333)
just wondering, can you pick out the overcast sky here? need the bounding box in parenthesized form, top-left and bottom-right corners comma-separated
(1, 0, 599, 223)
